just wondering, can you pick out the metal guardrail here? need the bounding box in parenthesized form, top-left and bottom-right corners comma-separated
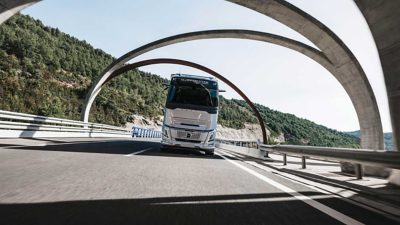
(217, 138, 400, 179)
(216, 138, 258, 148)
(0, 109, 161, 138)
(131, 126, 161, 138)
(260, 144, 400, 170)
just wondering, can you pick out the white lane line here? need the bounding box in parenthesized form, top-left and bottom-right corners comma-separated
(247, 160, 400, 222)
(220, 149, 400, 223)
(223, 150, 245, 158)
(216, 151, 364, 225)
(152, 194, 336, 205)
(125, 147, 152, 157)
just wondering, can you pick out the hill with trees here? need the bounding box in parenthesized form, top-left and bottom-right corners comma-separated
(346, 130, 393, 150)
(0, 13, 359, 148)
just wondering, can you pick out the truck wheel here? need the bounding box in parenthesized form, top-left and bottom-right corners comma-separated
(205, 151, 214, 156)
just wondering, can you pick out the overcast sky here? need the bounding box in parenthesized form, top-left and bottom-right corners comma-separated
(22, 0, 392, 132)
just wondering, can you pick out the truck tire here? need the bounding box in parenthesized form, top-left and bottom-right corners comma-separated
(205, 150, 214, 156)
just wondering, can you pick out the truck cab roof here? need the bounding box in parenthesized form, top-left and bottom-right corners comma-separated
(171, 73, 216, 81)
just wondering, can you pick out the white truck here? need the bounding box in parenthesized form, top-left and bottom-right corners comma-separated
(161, 74, 219, 155)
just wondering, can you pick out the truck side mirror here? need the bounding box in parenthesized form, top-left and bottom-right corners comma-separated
(163, 82, 170, 90)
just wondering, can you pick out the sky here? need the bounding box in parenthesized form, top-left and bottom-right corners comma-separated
(21, 0, 392, 132)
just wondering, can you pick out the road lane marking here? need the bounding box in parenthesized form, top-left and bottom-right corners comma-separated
(219, 149, 400, 223)
(222, 150, 244, 158)
(125, 147, 152, 157)
(216, 151, 364, 225)
(152, 194, 336, 205)
(250, 159, 400, 222)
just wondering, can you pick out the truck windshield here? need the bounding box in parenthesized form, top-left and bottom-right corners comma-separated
(167, 78, 218, 107)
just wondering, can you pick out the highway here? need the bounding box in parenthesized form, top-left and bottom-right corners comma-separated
(0, 138, 398, 225)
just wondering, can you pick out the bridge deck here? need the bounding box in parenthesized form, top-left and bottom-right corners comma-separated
(0, 138, 399, 225)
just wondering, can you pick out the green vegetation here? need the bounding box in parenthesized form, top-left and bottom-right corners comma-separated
(0, 13, 360, 148)
(0, 13, 167, 125)
(346, 130, 393, 150)
(218, 96, 257, 129)
(219, 99, 359, 147)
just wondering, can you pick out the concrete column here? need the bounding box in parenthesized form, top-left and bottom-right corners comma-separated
(356, 0, 400, 151)
(355, 0, 400, 185)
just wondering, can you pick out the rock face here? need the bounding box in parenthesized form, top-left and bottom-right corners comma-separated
(216, 123, 262, 141)
(126, 114, 163, 131)
(216, 123, 285, 143)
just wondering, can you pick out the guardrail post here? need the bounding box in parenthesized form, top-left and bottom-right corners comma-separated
(355, 164, 363, 180)
(283, 154, 287, 166)
(301, 156, 306, 169)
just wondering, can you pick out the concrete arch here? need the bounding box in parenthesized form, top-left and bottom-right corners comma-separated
(82, 29, 331, 123)
(81, 29, 382, 151)
(224, 1, 383, 150)
(0, 0, 39, 24)
(99, 58, 268, 144)
(0, 0, 384, 150)
(355, 0, 400, 151)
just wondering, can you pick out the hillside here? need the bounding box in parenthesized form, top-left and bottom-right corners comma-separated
(0, 13, 167, 125)
(346, 130, 393, 150)
(0, 13, 360, 148)
(221, 99, 359, 147)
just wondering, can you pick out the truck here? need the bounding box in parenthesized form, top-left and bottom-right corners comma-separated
(161, 73, 220, 155)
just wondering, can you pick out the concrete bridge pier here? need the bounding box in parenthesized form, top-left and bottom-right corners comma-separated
(355, 0, 400, 186)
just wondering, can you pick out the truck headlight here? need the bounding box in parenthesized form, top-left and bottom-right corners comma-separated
(208, 131, 216, 142)
(162, 127, 169, 138)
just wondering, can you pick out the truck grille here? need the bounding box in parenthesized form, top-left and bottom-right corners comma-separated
(175, 138, 202, 143)
(173, 118, 207, 127)
(176, 130, 201, 140)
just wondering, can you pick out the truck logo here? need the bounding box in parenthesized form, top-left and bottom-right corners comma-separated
(186, 133, 192, 138)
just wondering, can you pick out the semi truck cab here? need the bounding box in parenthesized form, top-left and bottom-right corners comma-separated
(161, 74, 219, 155)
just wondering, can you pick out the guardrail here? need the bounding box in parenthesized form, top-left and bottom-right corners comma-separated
(217, 138, 400, 179)
(216, 138, 259, 148)
(0, 109, 161, 139)
(260, 144, 400, 169)
(131, 127, 161, 138)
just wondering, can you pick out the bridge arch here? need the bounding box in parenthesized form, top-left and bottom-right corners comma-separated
(81, 29, 381, 151)
(98, 58, 269, 144)
(0, 0, 383, 150)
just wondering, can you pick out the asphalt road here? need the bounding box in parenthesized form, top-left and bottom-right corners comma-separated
(0, 138, 398, 225)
